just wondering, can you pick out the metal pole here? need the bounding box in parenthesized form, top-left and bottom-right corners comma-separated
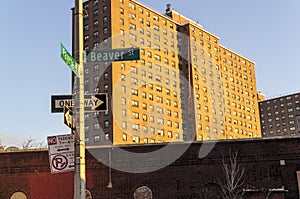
(74, 0, 86, 198)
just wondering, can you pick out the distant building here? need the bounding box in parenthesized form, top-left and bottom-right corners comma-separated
(259, 92, 300, 137)
(72, 0, 262, 145)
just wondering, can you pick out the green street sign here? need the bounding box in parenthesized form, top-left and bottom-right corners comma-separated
(60, 43, 78, 76)
(85, 48, 140, 63)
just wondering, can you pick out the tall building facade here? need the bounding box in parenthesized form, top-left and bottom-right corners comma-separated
(259, 92, 300, 137)
(73, 0, 262, 145)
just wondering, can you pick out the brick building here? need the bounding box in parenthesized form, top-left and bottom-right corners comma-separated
(1, 137, 300, 199)
(73, 0, 262, 146)
(259, 92, 300, 137)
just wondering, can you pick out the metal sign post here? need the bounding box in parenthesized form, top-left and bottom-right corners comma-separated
(74, 0, 85, 198)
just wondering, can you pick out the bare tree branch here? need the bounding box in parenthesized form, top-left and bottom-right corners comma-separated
(22, 138, 35, 149)
(22, 137, 47, 149)
(219, 150, 245, 199)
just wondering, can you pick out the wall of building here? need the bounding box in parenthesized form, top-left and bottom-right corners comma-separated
(259, 92, 300, 137)
(77, 0, 262, 145)
(1, 138, 300, 199)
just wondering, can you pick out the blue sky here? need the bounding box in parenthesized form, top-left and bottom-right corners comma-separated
(0, 0, 300, 147)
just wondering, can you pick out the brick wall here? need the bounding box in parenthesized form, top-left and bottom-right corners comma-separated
(1, 137, 300, 199)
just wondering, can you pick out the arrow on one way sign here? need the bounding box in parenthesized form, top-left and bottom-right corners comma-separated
(64, 106, 73, 129)
(90, 95, 104, 110)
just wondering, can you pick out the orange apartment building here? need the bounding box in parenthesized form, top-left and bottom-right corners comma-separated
(74, 0, 262, 145)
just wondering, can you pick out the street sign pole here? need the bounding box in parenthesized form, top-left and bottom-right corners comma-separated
(74, 0, 86, 198)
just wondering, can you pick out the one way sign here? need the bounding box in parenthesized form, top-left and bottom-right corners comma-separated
(64, 106, 74, 129)
(51, 93, 108, 113)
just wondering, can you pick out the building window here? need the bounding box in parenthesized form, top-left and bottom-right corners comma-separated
(120, 40, 125, 47)
(129, 23, 136, 30)
(84, 113, 90, 121)
(147, 41, 151, 47)
(120, 8, 124, 14)
(103, 5, 108, 12)
(129, 2, 135, 9)
(93, 42, 99, 48)
(84, 125, 90, 132)
(120, 29, 124, 36)
(119, 17, 124, 25)
(122, 121, 127, 129)
(132, 112, 139, 119)
(93, 20, 98, 27)
(131, 100, 139, 107)
(103, 16, 108, 23)
(122, 109, 126, 117)
(94, 135, 100, 142)
(103, 27, 108, 34)
(104, 72, 109, 80)
(130, 33, 137, 41)
(93, 31, 99, 38)
(84, 4, 89, 10)
(154, 54, 161, 61)
(94, 123, 100, 130)
(130, 66, 138, 74)
(94, 75, 99, 84)
(146, 30, 151, 37)
(142, 103, 147, 110)
(93, 112, 99, 118)
(158, 129, 164, 136)
(93, 64, 99, 71)
(133, 136, 139, 143)
(93, 9, 99, 16)
(104, 120, 109, 128)
(131, 89, 138, 96)
(289, 120, 295, 125)
(104, 84, 108, 91)
(139, 17, 144, 24)
(104, 110, 108, 116)
(123, 133, 127, 141)
(130, 13, 136, 20)
(132, 123, 139, 131)
(121, 74, 125, 81)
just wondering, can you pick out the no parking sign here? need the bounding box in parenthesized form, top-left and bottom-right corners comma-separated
(47, 134, 75, 174)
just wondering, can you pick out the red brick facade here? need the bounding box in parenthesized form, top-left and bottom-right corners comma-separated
(1, 137, 299, 199)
